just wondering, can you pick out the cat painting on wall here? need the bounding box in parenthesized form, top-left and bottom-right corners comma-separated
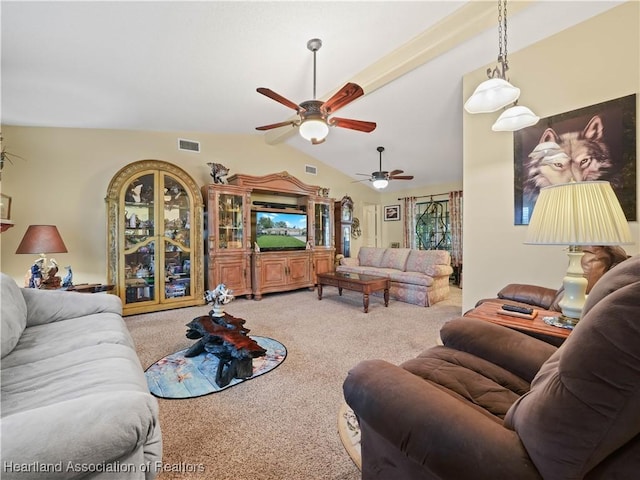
(514, 94, 636, 225)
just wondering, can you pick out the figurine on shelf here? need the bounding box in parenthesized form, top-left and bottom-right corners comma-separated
(41, 258, 62, 289)
(26, 258, 45, 288)
(125, 182, 144, 203)
(62, 265, 73, 288)
(207, 162, 229, 184)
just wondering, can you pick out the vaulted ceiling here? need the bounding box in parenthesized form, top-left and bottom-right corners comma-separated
(1, 1, 621, 191)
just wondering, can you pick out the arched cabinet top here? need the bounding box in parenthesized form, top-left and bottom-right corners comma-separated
(105, 159, 203, 205)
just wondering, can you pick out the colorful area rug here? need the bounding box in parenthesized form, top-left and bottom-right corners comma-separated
(338, 402, 362, 470)
(145, 336, 286, 399)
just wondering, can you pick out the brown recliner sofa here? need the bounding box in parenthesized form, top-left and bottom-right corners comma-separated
(343, 254, 640, 479)
(475, 245, 629, 312)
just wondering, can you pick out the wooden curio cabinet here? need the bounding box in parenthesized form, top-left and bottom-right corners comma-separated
(106, 160, 204, 315)
(202, 171, 335, 300)
(334, 195, 354, 257)
(201, 184, 252, 298)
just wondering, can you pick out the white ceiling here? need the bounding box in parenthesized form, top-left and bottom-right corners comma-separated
(1, 1, 622, 192)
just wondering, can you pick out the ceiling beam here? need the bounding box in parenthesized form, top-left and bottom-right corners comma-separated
(264, 0, 534, 145)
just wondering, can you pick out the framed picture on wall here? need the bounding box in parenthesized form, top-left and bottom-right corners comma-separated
(513, 93, 637, 225)
(0, 194, 11, 220)
(384, 205, 400, 221)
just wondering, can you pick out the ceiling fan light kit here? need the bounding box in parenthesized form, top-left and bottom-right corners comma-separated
(464, 0, 538, 132)
(255, 38, 376, 144)
(372, 172, 389, 190)
(298, 117, 329, 144)
(355, 146, 414, 190)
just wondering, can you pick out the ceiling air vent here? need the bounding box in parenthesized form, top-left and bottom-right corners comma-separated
(305, 164, 317, 175)
(178, 138, 200, 153)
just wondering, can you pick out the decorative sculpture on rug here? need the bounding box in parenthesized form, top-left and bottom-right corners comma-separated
(204, 283, 234, 316)
(207, 162, 230, 184)
(185, 285, 266, 387)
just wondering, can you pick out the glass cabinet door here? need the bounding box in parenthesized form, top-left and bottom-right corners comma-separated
(314, 202, 331, 247)
(123, 173, 156, 305)
(163, 173, 192, 299)
(107, 159, 204, 315)
(218, 193, 245, 249)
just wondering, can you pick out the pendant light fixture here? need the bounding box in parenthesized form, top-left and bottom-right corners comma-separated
(464, 0, 539, 131)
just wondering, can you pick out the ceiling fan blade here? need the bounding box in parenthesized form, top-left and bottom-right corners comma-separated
(389, 169, 404, 176)
(351, 178, 371, 183)
(255, 120, 296, 131)
(355, 173, 371, 176)
(390, 175, 414, 180)
(311, 137, 326, 145)
(322, 83, 364, 114)
(330, 117, 377, 133)
(256, 88, 302, 112)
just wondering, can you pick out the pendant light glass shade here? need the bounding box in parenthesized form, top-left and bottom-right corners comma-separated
(372, 178, 389, 189)
(464, 78, 520, 114)
(491, 105, 540, 131)
(299, 118, 329, 143)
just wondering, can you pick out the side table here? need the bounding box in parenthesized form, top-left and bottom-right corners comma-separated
(66, 284, 115, 294)
(464, 301, 570, 347)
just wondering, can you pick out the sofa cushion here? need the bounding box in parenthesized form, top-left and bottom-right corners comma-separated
(504, 256, 640, 479)
(380, 248, 411, 270)
(387, 271, 433, 287)
(1, 274, 27, 358)
(358, 247, 386, 267)
(405, 249, 451, 275)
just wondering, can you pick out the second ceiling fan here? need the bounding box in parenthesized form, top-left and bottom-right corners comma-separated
(255, 38, 376, 145)
(355, 146, 414, 189)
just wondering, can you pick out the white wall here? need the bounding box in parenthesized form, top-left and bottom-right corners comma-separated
(462, 2, 639, 312)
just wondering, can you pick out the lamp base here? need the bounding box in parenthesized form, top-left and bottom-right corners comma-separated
(558, 247, 588, 322)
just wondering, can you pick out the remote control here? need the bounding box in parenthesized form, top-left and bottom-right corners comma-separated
(501, 304, 534, 315)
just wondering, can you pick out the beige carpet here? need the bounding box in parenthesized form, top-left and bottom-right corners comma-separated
(126, 286, 462, 480)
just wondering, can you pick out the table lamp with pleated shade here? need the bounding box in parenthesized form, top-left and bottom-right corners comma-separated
(525, 181, 632, 323)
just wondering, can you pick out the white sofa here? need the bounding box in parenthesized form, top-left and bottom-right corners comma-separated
(337, 247, 453, 306)
(0, 273, 162, 480)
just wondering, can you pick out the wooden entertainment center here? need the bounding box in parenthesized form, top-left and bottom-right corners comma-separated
(202, 171, 335, 300)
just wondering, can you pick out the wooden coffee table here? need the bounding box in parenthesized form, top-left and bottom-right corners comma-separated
(316, 271, 389, 313)
(464, 300, 570, 346)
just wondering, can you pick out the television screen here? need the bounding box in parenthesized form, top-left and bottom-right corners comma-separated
(254, 211, 307, 250)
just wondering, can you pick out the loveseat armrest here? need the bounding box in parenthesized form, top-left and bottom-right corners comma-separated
(22, 288, 123, 327)
(440, 318, 557, 383)
(343, 359, 542, 480)
(495, 283, 559, 310)
(423, 264, 454, 277)
(339, 257, 359, 267)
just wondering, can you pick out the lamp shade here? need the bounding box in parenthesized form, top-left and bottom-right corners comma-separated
(464, 78, 520, 114)
(15, 225, 68, 254)
(525, 181, 632, 246)
(491, 105, 540, 132)
(299, 118, 329, 142)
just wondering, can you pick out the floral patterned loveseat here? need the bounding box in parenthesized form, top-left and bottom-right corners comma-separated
(337, 247, 453, 306)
